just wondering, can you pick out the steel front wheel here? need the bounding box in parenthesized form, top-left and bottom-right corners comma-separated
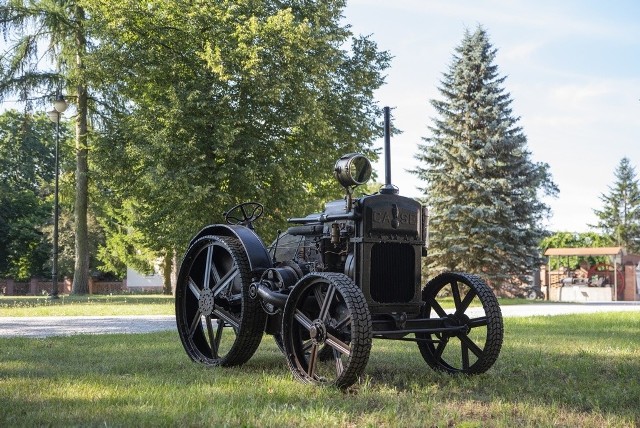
(175, 235, 266, 366)
(417, 272, 503, 374)
(282, 273, 372, 388)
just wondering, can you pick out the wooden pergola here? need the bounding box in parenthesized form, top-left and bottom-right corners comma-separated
(543, 247, 624, 300)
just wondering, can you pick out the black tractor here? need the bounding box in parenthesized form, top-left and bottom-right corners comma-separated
(175, 108, 503, 388)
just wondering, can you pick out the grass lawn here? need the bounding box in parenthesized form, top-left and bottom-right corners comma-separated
(0, 295, 175, 316)
(1, 312, 638, 427)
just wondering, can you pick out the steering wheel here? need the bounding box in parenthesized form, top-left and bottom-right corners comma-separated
(223, 202, 264, 228)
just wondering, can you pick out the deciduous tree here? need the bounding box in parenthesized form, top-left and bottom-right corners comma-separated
(1, 0, 93, 293)
(0, 110, 63, 279)
(540, 231, 614, 270)
(86, 0, 390, 291)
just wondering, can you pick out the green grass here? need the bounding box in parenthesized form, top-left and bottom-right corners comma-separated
(0, 295, 175, 316)
(1, 312, 638, 427)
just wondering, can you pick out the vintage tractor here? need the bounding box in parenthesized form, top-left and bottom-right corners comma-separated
(175, 108, 504, 388)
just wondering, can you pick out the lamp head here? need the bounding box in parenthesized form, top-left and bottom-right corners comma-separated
(53, 95, 68, 113)
(47, 109, 60, 123)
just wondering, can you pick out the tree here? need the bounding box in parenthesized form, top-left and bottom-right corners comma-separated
(413, 26, 557, 287)
(84, 0, 390, 292)
(1, 0, 93, 293)
(0, 110, 59, 279)
(593, 157, 640, 253)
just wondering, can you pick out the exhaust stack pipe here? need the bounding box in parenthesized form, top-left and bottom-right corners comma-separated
(380, 106, 399, 194)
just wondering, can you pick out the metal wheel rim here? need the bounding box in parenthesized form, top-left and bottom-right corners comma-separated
(175, 236, 264, 366)
(418, 272, 503, 374)
(282, 273, 371, 388)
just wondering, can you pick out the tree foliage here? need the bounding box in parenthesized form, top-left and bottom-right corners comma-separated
(1, 1, 389, 290)
(413, 26, 557, 287)
(86, 0, 390, 265)
(592, 157, 640, 253)
(1, 0, 93, 293)
(0, 111, 60, 279)
(539, 231, 614, 270)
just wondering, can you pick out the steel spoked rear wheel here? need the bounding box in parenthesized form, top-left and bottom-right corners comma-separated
(282, 273, 372, 388)
(176, 235, 265, 366)
(417, 272, 503, 374)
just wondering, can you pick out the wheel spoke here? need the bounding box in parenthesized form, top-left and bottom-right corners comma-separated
(429, 297, 448, 318)
(318, 284, 336, 322)
(210, 252, 222, 284)
(227, 215, 242, 224)
(468, 316, 488, 328)
(189, 310, 203, 338)
(213, 308, 240, 330)
(325, 333, 351, 357)
(249, 205, 260, 219)
(214, 320, 224, 352)
(211, 267, 238, 297)
(434, 336, 448, 359)
(203, 246, 214, 289)
(294, 309, 314, 331)
(458, 334, 484, 358)
(333, 349, 344, 376)
(187, 277, 200, 299)
(205, 316, 218, 357)
(307, 343, 319, 378)
(456, 288, 476, 316)
(335, 314, 351, 331)
(451, 280, 462, 310)
(462, 341, 470, 370)
(313, 286, 324, 307)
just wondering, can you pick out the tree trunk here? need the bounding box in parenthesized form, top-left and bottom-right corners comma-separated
(162, 250, 172, 295)
(171, 250, 178, 295)
(72, 7, 90, 294)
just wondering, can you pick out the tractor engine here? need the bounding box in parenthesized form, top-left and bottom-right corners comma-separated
(266, 153, 428, 317)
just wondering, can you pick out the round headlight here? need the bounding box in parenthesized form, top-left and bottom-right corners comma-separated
(334, 153, 372, 188)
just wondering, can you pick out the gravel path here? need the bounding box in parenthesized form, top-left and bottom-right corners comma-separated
(0, 303, 638, 338)
(0, 315, 176, 338)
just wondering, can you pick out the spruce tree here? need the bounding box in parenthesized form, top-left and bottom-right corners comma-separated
(593, 157, 640, 253)
(413, 26, 557, 287)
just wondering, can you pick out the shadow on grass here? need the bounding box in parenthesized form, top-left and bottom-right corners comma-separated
(1, 313, 639, 425)
(3, 330, 416, 425)
(365, 313, 640, 422)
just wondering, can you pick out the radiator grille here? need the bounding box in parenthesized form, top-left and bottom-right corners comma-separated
(370, 243, 415, 303)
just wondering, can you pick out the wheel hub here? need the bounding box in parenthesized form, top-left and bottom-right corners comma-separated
(445, 313, 471, 334)
(309, 320, 327, 345)
(198, 289, 215, 316)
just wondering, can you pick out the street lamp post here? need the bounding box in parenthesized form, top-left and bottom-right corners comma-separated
(47, 95, 68, 299)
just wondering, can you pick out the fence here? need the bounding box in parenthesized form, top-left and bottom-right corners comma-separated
(0, 278, 127, 296)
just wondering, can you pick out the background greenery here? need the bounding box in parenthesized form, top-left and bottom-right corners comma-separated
(0, 312, 638, 427)
(1, 0, 390, 292)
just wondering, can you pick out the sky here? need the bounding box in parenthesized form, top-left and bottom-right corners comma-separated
(342, 0, 640, 233)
